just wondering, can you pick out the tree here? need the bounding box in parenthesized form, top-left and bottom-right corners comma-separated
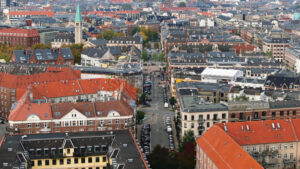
(142, 51, 148, 61)
(234, 95, 249, 101)
(32, 43, 51, 49)
(178, 2, 186, 7)
(218, 45, 232, 52)
(169, 96, 177, 106)
(159, 53, 165, 62)
(154, 42, 160, 49)
(131, 26, 140, 36)
(136, 110, 146, 124)
(177, 142, 196, 169)
(152, 52, 157, 61)
(97, 29, 125, 40)
(139, 93, 146, 104)
(266, 51, 273, 58)
(148, 145, 178, 169)
(179, 130, 195, 152)
(62, 43, 84, 64)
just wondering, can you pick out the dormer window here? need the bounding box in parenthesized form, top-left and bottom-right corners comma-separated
(85, 112, 91, 116)
(97, 111, 102, 116)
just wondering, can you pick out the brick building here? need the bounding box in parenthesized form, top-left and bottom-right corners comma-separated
(0, 67, 81, 119)
(0, 28, 40, 47)
(7, 91, 136, 135)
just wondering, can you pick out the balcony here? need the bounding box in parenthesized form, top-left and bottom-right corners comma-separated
(213, 118, 220, 122)
(198, 126, 205, 131)
(238, 118, 245, 122)
(198, 119, 205, 124)
(283, 159, 296, 164)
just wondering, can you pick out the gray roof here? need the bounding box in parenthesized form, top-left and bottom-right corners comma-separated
(13, 48, 73, 63)
(176, 81, 232, 93)
(269, 100, 300, 109)
(0, 130, 147, 169)
(180, 95, 228, 113)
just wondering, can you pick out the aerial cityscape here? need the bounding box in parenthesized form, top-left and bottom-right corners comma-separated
(0, 0, 300, 168)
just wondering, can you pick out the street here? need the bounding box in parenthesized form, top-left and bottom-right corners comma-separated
(139, 71, 175, 151)
(0, 123, 7, 139)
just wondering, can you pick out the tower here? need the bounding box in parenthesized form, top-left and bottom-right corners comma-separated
(75, 3, 82, 44)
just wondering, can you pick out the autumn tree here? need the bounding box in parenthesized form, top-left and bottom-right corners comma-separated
(32, 43, 51, 49)
(61, 43, 84, 64)
(97, 29, 125, 40)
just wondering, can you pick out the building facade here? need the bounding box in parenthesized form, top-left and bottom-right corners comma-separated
(0, 28, 40, 47)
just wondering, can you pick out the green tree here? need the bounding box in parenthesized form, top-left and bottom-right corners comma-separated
(97, 29, 125, 40)
(179, 130, 195, 152)
(178, 2, 186, 7)
(136, 110, 146, 124)
(234, 95, 249, 101)
(142, 50, 148, 61)
(169, 96, 177, 106)
(154, 42, 160, 49)
(32, 43, 51, 49)
(159, 53, 165, 62)
(218, 45, 232, 52)
(131, 26, 140, 36)
(152, 52, 157, 61)
(266, 51, 273, 58)
(148, 145, 179, 169)
(62, 43, 84, 64)
(139, 93, 146, 104)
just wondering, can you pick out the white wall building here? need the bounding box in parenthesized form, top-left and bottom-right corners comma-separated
(201, 68, 244, 83)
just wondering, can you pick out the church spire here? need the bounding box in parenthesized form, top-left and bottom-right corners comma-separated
(75, 3, 82, 23)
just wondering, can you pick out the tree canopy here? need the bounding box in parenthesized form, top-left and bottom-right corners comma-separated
(97, 29, 125, 40)
(178, 2, 186, 7)
(61, 43, 84, 64)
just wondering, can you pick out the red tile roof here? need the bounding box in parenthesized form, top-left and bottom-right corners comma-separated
(9, 11, 54, 17)
(216, 119, 298, 145)
(0, 28, 39, 37)
(25, 78, 136, 101)
(0, 67, 81, 91)
(196, 126, 263, 169)
(9, 91, 134, 121)
(8, 92, 52, 121)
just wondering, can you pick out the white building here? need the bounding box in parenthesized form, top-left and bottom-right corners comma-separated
(201, 68, 244, 83)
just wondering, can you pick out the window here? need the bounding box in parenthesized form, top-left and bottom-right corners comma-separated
(278, 144, 281, 150)
(293, 110, 296, 115)
(72, 121, 76, 126)
(28, 123, 32, 128)
(266, 145, 269, 151)
(81, 158, 85, 163)
(259, 146, 262, 152)
(290, 153, 294, 160)
(35, 123, 39, 128)
(262, 111, 266, 116)
(52, 159, 56, 165)
(67, 149, 70, 154)
(207, 114, 210, 120)
(55, 112, 61, 117)
(31, 161, 34, 166)
(184, 115, 187, 120)
(184, 123, 187, 128)
(272, 112, 276, 117)
(284, 144, 288, 150)
(252, 146, 256, 151)
(231, 113, 236, 118)
(222, 113, 226, 119)
(287, 111, 290, 116)
(96, 157, 100, 162)
(284, 153, 287, 159)
(272, 145, 275, 150)
(64, 121, 69, 127)
(88, 120, 93, 126)
(67, 159, 71, 164)
(55, 122, 60, 127)
(74, 158, 78, 164)
(246, 146, 250, 152)
(280, 111, 284, 116)
(60, 159, 64, 165)
(206, 122, 210, 128)
(278, 154, 281, 158)
(191, 123, 194, 128)
(85, 111, 91, 116)
(290, 144, 294, 149)
(116, 119, 119, 124)
(79, 120, 83, 126)
(38, 160, 42, 166)
(103, 157, 107, 162)
(191, 115, 194, 120)
(88, 157, 92, 163)
(45, 160, 49, 166)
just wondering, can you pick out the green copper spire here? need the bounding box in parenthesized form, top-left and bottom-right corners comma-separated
(75, 3, 82, 23)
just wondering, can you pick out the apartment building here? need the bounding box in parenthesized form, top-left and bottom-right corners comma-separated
(217, 119, 300, 169)
(179, 95, 228, 138)
(7, 91, 136, 135)
(0, 130, 148, 169)
(0, 28, 40, 47)
(196, 125, 263, 169)
(261, 33, 291, 62)
(284, 47, 300, 73)
(0, 67, 81, 119)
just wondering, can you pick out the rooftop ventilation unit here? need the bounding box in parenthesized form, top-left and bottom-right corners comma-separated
(272, 123, 275, 129)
